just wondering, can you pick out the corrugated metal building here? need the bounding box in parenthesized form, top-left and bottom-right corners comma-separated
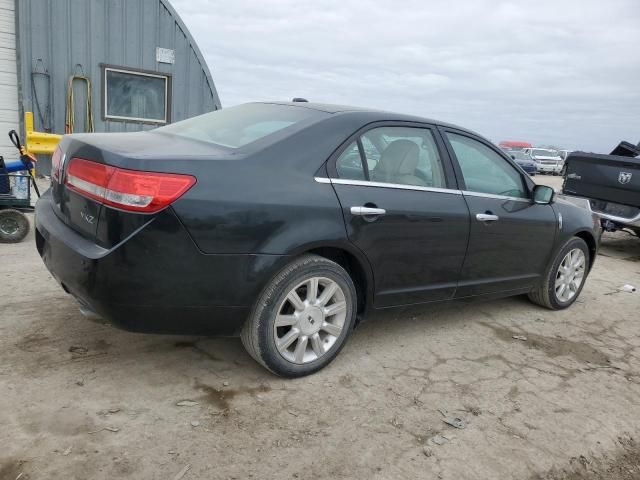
(0, 0, 20, 163)
(0, 0, 221, 173)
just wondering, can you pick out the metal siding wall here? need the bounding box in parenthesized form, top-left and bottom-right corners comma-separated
(17, 0, 221, 171)
(0, 0, 19, 160)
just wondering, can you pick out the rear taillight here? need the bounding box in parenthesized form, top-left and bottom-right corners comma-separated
(51, 147, 63, 181)
(65, 158, 196, 213)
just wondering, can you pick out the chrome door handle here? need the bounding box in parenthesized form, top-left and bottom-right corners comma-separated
(351, 206, 386, 216)
(476, 213, 499, 222)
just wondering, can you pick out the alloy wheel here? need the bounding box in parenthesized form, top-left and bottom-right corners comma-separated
(273, 276, 347, 364)
(554, 248, 586, 302)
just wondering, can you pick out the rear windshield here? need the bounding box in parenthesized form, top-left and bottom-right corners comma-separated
(157, 103, 319, 148)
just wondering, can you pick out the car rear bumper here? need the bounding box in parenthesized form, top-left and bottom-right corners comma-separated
(35, 191, 288, 335)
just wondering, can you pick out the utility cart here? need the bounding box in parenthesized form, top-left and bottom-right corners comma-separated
(0, 131, 41, 243)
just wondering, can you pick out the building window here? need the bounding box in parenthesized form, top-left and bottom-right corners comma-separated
(102, 66, 171, 124)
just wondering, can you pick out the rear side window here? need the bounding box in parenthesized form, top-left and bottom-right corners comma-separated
(446, 133, 527, 199)
(157, 103, 319, 148)
(336, 142, 366, 180)
(361, 136, 381, 172)
(335, 126, 446, 188)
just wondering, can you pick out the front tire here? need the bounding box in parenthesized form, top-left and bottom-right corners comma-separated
(241, 254, 357, 377)
(528, 237, 590, 310)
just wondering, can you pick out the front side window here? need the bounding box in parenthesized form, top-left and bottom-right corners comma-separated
(446, 133, 528, 199)
(104, 67, 170, 124)
(335, 126, 446, 188)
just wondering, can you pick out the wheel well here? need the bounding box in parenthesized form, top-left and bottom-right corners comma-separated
(574, 231, 597, 270)
(307, 247, 368, 316)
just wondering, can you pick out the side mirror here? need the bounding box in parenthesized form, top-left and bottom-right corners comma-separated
(533, 185, 554, 204)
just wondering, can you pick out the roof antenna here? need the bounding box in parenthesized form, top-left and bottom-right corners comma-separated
(292, 98, 308, 102)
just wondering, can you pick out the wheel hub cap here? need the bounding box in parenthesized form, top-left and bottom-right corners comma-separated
(273, 276, 348, 364)
(299, 307, 323, 335)
(555, 248, 586, 303)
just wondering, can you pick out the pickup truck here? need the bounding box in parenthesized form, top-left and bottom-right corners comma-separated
(562, 141, 640, 235)
(524, 148, 564, 175)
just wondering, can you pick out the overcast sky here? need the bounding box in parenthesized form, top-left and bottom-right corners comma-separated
(172, 0, 639, 152)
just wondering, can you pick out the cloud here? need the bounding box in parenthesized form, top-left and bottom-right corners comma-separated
(172, 0, 640, 151)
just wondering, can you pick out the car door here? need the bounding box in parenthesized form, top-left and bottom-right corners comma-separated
(440, 129, 558, 297)
(325, 124, 470, 307)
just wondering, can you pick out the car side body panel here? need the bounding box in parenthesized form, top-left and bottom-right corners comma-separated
(36, 190, 296, 335)
(550, 196, 601, 268)
(171, 113, 370, 255)
(455, 194, 558, 297)
(332, 182, 470, 306)
(437, 127, 560, 297)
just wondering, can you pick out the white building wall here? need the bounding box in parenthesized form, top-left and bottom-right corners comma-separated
(0, 0, 19, 162)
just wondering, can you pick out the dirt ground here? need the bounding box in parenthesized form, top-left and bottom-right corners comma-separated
(1, 176, 639, 479)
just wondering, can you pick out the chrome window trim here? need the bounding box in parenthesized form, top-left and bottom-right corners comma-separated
(461, 190, 531, 203)
(315, 177, 534, 202)
(314, 177, 462, 195)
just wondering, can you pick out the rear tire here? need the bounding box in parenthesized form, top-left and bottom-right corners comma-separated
(241, 254, 357, 377)
(0, 209, 29, 243)
(528, 237, 590, 310)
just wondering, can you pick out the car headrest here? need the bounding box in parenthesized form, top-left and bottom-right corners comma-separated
(377, 139, 420, 175)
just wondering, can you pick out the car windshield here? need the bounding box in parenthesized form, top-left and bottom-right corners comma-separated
(157, 103, 320, 148)
(532, 149, 559, 157)
(510, 151, 529, 160)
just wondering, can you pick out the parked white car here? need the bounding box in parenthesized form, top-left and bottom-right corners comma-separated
(524, 148, 563, 175)
(558, 149, 573, 161)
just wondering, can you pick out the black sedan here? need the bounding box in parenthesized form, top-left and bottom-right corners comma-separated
(35, 102, 601, 377)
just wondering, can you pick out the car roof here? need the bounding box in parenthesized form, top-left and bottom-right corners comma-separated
(259, 101, 478, 136)
(263, 101, 379, 114)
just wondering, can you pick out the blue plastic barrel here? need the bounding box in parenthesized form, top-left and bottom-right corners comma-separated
(2, 159, 34, 173)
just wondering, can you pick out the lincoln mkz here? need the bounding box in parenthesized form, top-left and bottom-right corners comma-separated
(36, 102, 601, 376)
